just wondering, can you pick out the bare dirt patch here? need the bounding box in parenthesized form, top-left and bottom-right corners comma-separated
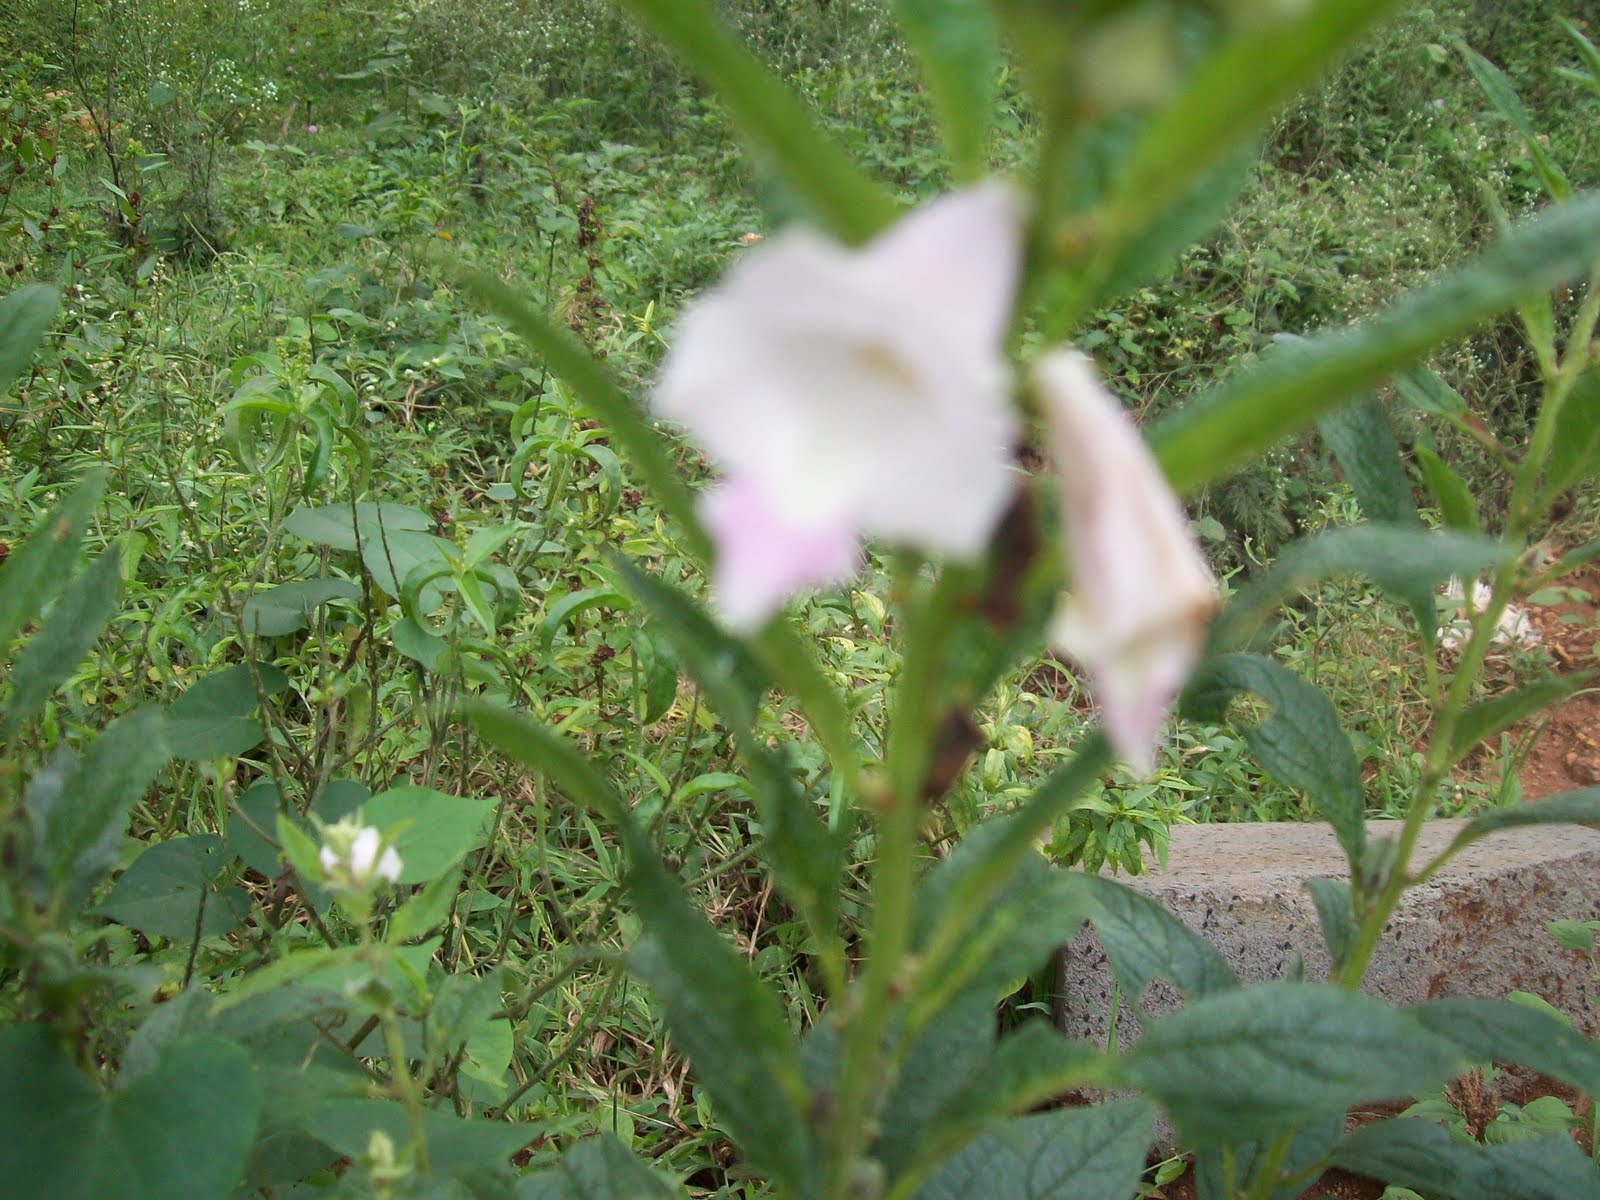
(1517, 565, 1600, 798)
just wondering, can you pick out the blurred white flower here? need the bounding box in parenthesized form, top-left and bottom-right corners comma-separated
(654, 183, 1024, 630)
(1036, 350, 1217, 772)
(319, 821, 402, 887)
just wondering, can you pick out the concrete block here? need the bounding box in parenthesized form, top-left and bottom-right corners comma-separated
(1055, 818, 1600, 1043)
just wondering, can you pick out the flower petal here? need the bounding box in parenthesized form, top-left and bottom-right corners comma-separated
(349, 826, 380, 879)
(1038, 349, 1216, 770)
(701, 474, 861, 632)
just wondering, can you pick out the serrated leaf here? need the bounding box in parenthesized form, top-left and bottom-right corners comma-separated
(907, 1101, 1154, 1200)
(0, 1026, 262, 1200)
(1118, 983, 1464, 1143)
(1450, 675, 1592, 762)
(38, 705, 169, 897)
(1543, 370, 1600, 500)
(0, 469, 106, 652)
(1068, 872, 1237, 1007)
(0, 282, 60, 396)
(1444, 788, 1600, 853)
(3, 545, 123, 734)
(1411, 996, 1600, 1099)
(1154, 192, 1600, 494)
(1306, 877, 1355, 969)
(1330, 1118, 1599, 1200)
(98, 835, 249, 940)
(876, 997, 996, 1180)
(1183, 653, 1365, 863)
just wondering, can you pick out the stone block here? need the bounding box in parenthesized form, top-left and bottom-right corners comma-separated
(1055, 818, 1600, 1043)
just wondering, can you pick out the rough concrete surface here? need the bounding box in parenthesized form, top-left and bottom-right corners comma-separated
(1055, 818, 1600, 1044)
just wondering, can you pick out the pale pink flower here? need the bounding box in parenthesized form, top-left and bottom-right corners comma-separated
(655, 183, 1024, 630)
(1036, 350, 1217, 772)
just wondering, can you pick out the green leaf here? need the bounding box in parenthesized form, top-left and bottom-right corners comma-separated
(517, 1133, 680, 1200)
(1414, 446, 1482, 533)
(1184, 654, 1365, 863)
(613, 0, 897, 243)
(387, 863, 465, 943)
(37, 705, 169, 897)
(240, 578, 361, 637)
(907, 1101, 1155, 1200)
(359, 529, 453, 604)
(0, 282, 60, 396)
(1330, 1119, 1598, 1200)
(0, 1026, 262, 1200)
(1444, 788, 1600, 854)
(926, 1022, 1108, 1143)
(1392, 365, 1468, 418)
(0, 469, 106, 652)
(3, 545, 122, 734)
(1068, 872, 1237, 1007)
(742, 747, 845, 965)
(98, 835, 249, 940)
(1118, 983, 1464, 1143)
(166, 662, 289, 761)
(1450, 674, 1593, 762)
(540, 587, 630, 649)
(1459, 44, 1571, 201)
(1306, 877, 1355, 969)
(362, 786, 496, 886)
(1319, 396, 1418, 527)
(306, 1097, 530, 1174)
(226, 780, 283, 877)
(1153, 192, 1600, 494)
(1411, 996, 1600, 1100)
(877, 997, 996, 1180)
(1211, 525, 1510, 650)
(282, 502, 432, 551)
(466, 704, 815, 1193)
(892, 0, 999, 178)
(1542, 370, 1600, 501)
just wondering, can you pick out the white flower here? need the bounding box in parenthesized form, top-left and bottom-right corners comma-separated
(319, 820, 402, 888)
(654, 183, 1024, 630)
(1036, 350, 1217, 772)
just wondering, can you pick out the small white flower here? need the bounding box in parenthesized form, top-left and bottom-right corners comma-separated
(1036, 350, 1217, 772)
(655, 183, 1024, 630)
(319, 820, 402, 887)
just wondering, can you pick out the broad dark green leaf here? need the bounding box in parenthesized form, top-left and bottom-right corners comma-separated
(517, 1134, 680, 1200)
(1306, 877, 1355, 969)
(1444, 788, 1600, 853)
(1193, 1113, 1346, 1200)
(3, 545, 123, 734)
(466, 704, 816, 1193)
(614, 0, 897, 244)
(362, 785, 496, 885)
(1211, 525, 1510, 650)
(1451, 674, 1592, 762)
(1414, 445, 1482, 533)
(281, 501, 432, 551)
(306, 1097, 530, 1174)
(240, 578, 361, 636)
(0, 468, 106, 652)
(1543, 370, 1600, 501)
(0, 1025, 262, 1200)
(1066, 872, 1237, 1008)
(1154, 192, 1600, 494)
(359, 528, 452, 605)
(38, 705, 168, 896)
(226, 780, 284, 877)
(1119, 983, 1464, 1142)
(1184, 654, 1365, 863)
(98, 835, 249, 940)
(876, 996, 996, 1180)
(1330, 1118, 1599, 1200)
(1319, 395, 1418, 527)
(908, 1101, 1154, 1200)
(892, 0, 999, 178)
(1411, 996, 1600, 1099)
(1460, 45, 1570, 201)
(0, 282, 60, 396)
(166, 662, 289, 761)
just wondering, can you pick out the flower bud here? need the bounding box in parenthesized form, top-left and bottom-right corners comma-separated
(1036, 350, 1217, 772)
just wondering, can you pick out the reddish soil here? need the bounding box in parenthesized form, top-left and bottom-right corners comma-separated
(1514, 565, 1600, 797)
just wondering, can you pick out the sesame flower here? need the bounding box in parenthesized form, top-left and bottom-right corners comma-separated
(319, 820, 402, 889)
(654, 183, 1024, 630)
(1036, 350, 1218, 772)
